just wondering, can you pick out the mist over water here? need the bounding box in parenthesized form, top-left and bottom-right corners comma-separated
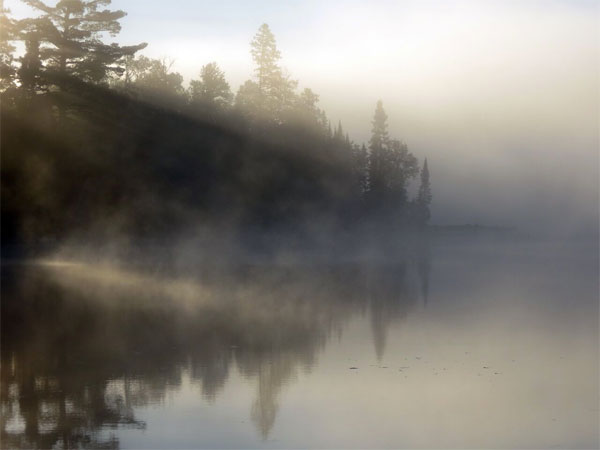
(2, 236, 597, 448)
(1, 0, 598, 448)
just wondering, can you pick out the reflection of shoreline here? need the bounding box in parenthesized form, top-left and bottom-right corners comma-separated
(1, 255, 430, 447)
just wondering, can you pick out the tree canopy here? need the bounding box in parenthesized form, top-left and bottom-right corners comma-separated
(18, 0, 147, 85)
(1, 13, 432, 258)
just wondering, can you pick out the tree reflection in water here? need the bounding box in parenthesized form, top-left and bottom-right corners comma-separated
(1, 252, 430, 448)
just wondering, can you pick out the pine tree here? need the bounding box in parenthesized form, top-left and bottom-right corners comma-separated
(250, 23, 281, 94)
(21, 0, 146, 85)
(248, 23, 297, 122)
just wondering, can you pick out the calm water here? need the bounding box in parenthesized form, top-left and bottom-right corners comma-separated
(1, 237, 598, 449)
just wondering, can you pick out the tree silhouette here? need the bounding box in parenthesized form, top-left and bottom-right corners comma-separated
(368, 100, 391, 198)
(235, 79, 262, 119)
(416, 158, 432, 225)
(189, 62, 233, 110)
(388, 139, 418, 203)
(366, 100, 421, 228)
(1, 6, 434, 257)
(0, 2, 17, 92)
(295, 87, 328, 131)
(20, 0, 146, 85)
(124, 56, 183, 93)
(250, 23, 281, 95)
(18, 34, 42, 94)
(245, 23, 298, 122)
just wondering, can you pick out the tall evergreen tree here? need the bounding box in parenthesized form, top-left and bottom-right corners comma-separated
(367, 100, 421, 227)
(369, 100, 389, 151)
(247, 23, 297, 122)
(368, 100, 391, 197)
(250, 23, 281, 95)
(21, 0, 146, 85)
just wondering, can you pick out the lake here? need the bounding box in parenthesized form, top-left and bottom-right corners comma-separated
(1, 236, 598, 448)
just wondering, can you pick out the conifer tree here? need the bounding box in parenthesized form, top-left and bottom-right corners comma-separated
(247, 23, 297, 122)
(368, 100, 390, 197)
(370, 100, 389, 151)
(250, 23, 281, 95)
(21, 0, 146, 85)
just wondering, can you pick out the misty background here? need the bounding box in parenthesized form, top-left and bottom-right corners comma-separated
(8, 0, 596, 235)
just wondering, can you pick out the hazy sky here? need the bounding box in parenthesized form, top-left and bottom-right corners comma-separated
(7, 0, 599, 234)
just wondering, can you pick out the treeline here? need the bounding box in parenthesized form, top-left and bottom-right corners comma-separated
(0, 0, 432, 257)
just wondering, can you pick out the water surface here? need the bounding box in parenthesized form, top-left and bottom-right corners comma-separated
(1, 237, 598, 448)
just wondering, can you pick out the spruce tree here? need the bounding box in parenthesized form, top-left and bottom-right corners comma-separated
(369, 100, 389, 151)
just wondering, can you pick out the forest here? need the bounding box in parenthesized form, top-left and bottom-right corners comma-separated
(0, 0, 432, 260)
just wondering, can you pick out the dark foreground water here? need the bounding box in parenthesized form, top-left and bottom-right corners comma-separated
(1, 237, 598, 449)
